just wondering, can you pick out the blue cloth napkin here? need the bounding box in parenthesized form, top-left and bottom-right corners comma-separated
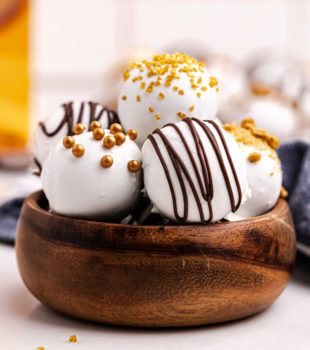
(0, 140, 310, 246)
(278, 140, 310, 247)
(0, 197, 24, 245)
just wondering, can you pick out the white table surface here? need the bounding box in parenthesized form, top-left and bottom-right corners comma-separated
(0, 243, 310, 350)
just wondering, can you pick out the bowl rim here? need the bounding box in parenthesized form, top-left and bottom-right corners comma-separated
(26, 190, 285, 230)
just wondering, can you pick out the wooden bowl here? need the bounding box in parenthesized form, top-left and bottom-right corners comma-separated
(16, 190, 296, 328)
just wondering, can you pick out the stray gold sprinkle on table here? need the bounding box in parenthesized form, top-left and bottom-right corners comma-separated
(148, 106, 154, 113)
(201, 86, 207, 91)
(36, 347, 45, 350)
(69, 334, 77, 343)
(177, 112, 186, 120)
(189, 105, 195, 112)
(247, 152, 262, 163)
(178, 89, 184, 95)
(136, 95, 141, 102)
(121, 95, 127, 101)
(140, 82, 145, 89)
(155, 114, 160, 120)
(173, 86, 178, 91)
(197, 92, 201, 98)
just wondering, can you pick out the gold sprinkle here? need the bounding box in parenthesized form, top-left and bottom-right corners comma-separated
(247, 152, 262, 163)
(270, 172, 274, 176)
(209, 76, 218, 88)
(114, 132, 126, 145)
(136, 95, 141, 102)
(69, 335, 77, 343)
(121, 95, 127, 101)
(216, 87, 219, 92)
(90, 120, 102, 131)
(126, 129, 138, 141)
(177, 112, 186, 120)
(158, 92, 165, 100)
(280, 187, 288, 198)
(93, 128, 105, 140)
(128, 160, 141, 172)
(140, 82, 145, 89)
(101, 155, 113, 168)
(197, 92, 201, 98)
(173, 86, 178, 91)
(148, 106, 154, 113)
(189, 105, 195, 112)
(197, 76, 202, 84)
(63, 136, 75, 149)
(72, 144, 85, 158)
(146, 86, 153, 93)
(155, 114, 160, 120)
(110, 123, 123, 134)
(164, 81, 171, 87)
(123, 70, 130, 81)
(73, 123, 86, 135)
(201, 86, 207, 91)
(103, 136, 116, 149)
(178, 90, 184, 95)
(36, 347, 45, 350)
(132, 75, 143, 82)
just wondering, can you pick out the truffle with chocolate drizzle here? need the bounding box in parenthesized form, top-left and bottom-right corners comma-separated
(34, 101, 120, 175)
(142, 118, 247, 223)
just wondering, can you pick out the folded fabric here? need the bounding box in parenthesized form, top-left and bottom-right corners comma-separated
(278, 140, 310, 247)
(0, 140, 310, 247)
(0, 197, 24, 244)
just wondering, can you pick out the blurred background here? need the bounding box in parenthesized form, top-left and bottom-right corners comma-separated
(1, 0, 310, 164)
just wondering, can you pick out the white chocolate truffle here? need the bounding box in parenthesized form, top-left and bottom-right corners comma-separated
(224, 119, 282, 220)
(238, 97, 298, 139)
(118, 53, 219, 147)
(246, 49, 303, 102)
(42, 129, 142, 221)
(34, 101, 119, 169)
(206, 54, 246, 124)
(142, 118, 247, 223)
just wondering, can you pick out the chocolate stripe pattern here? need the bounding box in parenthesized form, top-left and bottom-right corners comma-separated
(148, 118, 242, 224)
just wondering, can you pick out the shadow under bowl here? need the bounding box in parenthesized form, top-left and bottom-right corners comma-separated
(16, 190, 296, 327)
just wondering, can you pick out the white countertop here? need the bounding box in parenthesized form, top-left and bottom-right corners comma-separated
(0, 244, 310, 350)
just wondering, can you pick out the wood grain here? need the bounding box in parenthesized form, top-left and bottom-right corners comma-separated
(16, 190, 296, 327)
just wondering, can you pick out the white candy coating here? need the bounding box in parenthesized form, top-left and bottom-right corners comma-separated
(34, 101, 116, 167)
(118, 53, 218, 146)
(239, 97, 298, 139)
(42, 130, 142, 221)
(227, 145, 282, 220)
(142, 120, 247, 223)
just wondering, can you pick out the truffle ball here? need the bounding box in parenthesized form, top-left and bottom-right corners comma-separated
(142, 118, 247, 223)
(34, 101, 119, 170)
(42, 130, 141, 221)
(224, 119, 282, 220)
(118, 53, 219, 146)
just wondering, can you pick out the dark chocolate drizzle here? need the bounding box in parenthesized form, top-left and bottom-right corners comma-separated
(32, 157, 42, 176)
(38, 101, 119, 137)
(148, 118, 242, 224)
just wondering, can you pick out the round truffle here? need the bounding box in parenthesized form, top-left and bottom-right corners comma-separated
(142, 118, 247, 223)
(238, 97, 299, 139)
(224, 119, 282, 220)
(42, 130, 142, 221)
(34, 101, 119, 171)
(118, 53, 219, 146)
